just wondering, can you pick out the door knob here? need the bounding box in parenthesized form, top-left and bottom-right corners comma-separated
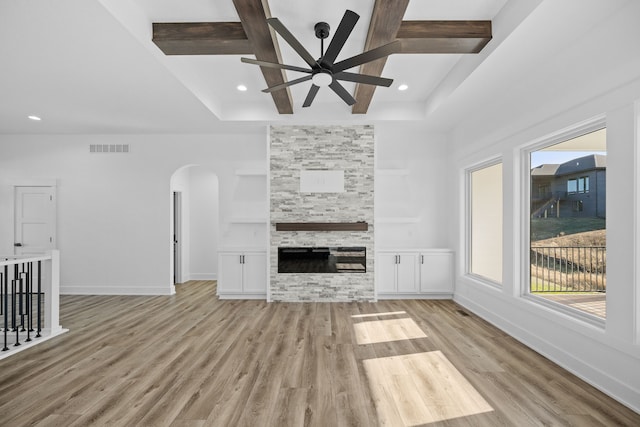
(14, 243, 22, 247)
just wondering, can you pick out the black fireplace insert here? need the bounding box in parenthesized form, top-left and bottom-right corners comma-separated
(278, 247, 366, 273)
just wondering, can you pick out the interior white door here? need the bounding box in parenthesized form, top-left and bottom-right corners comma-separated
(14, 186, 56, 256)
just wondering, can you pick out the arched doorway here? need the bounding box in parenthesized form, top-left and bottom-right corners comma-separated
(170, 165, 219, 289)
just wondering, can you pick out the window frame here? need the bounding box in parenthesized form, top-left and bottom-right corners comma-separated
(465, 157, 504, 288)
(520, 117, 606, 327)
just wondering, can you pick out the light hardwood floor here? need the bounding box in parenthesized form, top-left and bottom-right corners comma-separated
(0, 281, 637, 426)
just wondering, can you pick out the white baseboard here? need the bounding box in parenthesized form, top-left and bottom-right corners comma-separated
(377, 293, 453, 300)
(189, 273, 217, 281)
(218, 293, 266, 300)
(454, 294, 640, 415)
(61, 286, 173, 296)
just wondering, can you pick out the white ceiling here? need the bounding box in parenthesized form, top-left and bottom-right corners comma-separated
(0, 0, 634, 134)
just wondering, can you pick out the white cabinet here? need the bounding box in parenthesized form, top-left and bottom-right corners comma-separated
(376, 249, 453, 298)
(420, 252, 454, 293)
(376, 252, 419, 294)
(376, 253, 399, 293)
(218, 250, 266, 299)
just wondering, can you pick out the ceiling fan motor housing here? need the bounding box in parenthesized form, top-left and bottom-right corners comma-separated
(241, 10, 396, 108)
(314, 22, 330, 39)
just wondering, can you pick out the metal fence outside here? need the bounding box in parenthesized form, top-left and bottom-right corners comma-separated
(530, 246, 606, 292)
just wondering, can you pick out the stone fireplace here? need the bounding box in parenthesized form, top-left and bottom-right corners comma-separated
(269, 125, 375, 302)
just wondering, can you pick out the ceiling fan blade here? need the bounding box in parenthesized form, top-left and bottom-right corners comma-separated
(262, 75, 313, 93)
(334, 72, 393, 87)
(267, 18, 318, 68)
(241, 57, 312, 74)
(302, 85, 320, 107)
(320, 10, 359, 67)
(332, 40, 401, 73)
(329, 80, 356, 106)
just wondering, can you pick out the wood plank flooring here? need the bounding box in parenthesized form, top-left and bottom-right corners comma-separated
(0, 281, 637, 426)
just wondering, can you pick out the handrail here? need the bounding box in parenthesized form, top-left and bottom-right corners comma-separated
(1, 255, 53, 266)
(0, 250, 62, 357)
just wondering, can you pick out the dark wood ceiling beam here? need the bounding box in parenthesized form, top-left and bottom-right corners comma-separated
(352, 0, 409, 114)
(397, 21, 492, 53)
(151, 5, 492, 115)
(152, 22, 253, 55)
(232, 0, 293, 114)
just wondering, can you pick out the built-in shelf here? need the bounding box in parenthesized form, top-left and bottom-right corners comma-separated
(235, 169, 267, 176)
(376, 168, 410, 176)
(275, 222, 368, 231)
(376, 217, 421, 224)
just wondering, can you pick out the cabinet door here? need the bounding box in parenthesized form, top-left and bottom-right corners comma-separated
(218, 253, 244, 294)
(396, 253, 419, 293)
(420, 252, 454, 293)
(242, 252, 267, 294)
(376, 253, 398, 293)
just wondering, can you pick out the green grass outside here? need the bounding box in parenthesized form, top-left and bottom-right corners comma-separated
(530, 278, 605, 294)
(530, 217, 606, 241)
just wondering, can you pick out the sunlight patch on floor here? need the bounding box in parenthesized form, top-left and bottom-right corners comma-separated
(353, 317, 427, 345)
(363, 351, 494, 426)
(351, 311, 407, 319)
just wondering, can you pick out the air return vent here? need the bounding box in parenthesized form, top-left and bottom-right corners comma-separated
(89, 144, 130, 153)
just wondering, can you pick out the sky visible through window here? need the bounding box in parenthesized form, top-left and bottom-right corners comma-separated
(531, 150, 606, 168)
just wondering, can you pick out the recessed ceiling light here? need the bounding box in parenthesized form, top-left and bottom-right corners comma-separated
(28, 115, 42, 121)
(398, 84, 409, 91)
(237, 85, 248, 92)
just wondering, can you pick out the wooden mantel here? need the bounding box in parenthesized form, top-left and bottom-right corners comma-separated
(275, 222, 369, 232)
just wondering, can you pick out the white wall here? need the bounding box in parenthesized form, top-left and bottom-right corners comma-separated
(188, 167, 219, 280)
(448, 1, 640, 412)
(0, 132, 266, 295)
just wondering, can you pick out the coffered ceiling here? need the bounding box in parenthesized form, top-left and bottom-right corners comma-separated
(0, 0, 634, 134)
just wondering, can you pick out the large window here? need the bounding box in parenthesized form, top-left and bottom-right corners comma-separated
(469, 162, 503, 284)
(529, 127, 606, 319)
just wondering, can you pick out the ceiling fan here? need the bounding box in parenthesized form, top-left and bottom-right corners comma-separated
(241, 9, 399, 108)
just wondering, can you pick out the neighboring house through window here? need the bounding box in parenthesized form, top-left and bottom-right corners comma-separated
(529, 127, 606, 319)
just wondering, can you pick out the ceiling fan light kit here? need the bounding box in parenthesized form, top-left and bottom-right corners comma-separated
(241, 9, 396, 108)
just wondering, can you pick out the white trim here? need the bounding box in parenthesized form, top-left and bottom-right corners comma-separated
(635, 99, 640, 345)
(266, 126, 272, 303)
(519, 116, 607, 312)
(218, 293, 266, 300)
(518, 115, 607, 154)
(61, 286, 173, 296)
(523, 294, 605, 329)
(11, 182, 58, 256)
(189, 273, 217, 280)
(377, 293, 453, 300)
(463, 157, 504, 284)
(5, 178, 58, 187)
(463, 273, 503, 291)
(455, 293, 640, 414)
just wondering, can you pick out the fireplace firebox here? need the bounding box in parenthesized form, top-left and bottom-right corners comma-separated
(278, 247, 366, 273)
